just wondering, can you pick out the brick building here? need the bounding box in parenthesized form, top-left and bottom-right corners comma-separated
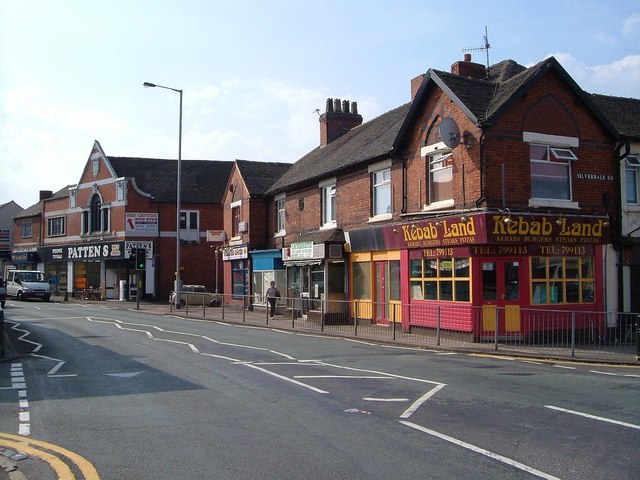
(220, 159, 291, 309)
(11, 141, 232, 301)
(260, 55, 622, 338)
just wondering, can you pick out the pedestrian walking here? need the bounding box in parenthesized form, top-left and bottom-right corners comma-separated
(265, 281, 281, 319)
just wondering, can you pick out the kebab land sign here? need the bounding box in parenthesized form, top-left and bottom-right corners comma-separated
(387, 216, 484, 248)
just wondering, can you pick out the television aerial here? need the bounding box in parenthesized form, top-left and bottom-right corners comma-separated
(439, 117, 461, 149)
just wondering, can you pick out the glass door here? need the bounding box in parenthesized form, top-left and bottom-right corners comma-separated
(374, 261, 387, 323)
(481, 258, 522, 335)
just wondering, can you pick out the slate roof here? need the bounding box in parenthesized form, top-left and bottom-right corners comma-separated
(108, 157, 234, 204)
(235, 160, 292, 196)
(590, 94, 640, 139)
(267, 103, 411, 194)
(14, 186, 71, 219)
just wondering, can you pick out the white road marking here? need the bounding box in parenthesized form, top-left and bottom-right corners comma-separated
(553, 365, 576, 370)
(294, 375, 396, 379)
(103, 372, 143, 378)
(400, 421, 560, 480)
(363, 397, 409, 402)
(400, 384, 446, 419)
(244, 363, 329, 394)
(589, 370, 618, 376)
(545, 405, 640, 430)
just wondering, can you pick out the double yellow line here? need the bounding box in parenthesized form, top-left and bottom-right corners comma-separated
(0, 432, 99, 479)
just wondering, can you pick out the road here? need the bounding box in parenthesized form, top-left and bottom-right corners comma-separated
(1, 300, 638, 479)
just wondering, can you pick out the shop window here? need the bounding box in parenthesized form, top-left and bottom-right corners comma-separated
(389, 260, 400, 301)
(232, 264, 247, 299)
(625, 155, 640, 205)
(531, 256, 595, 304)
(372, 168, 391, 216)
(429, 150, 453, 204)
(410, 257, 471, 302)
(530, 144, 576, 201)
(352, 262, 371, 299)
(47, 217, 65, 236)
(253, 270, 286, 305)
(21, 222, 32, 238)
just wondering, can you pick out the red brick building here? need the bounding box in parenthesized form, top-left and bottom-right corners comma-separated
(11, 141, 232, 301)
(258, 55, 621, 338)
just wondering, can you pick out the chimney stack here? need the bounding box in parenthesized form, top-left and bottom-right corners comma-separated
(451, 54, 486, 80)
(319, 98, 363, 146)
(39, 190, 53, 201)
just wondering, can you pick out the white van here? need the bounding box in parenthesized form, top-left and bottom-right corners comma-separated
(6, 270, 51, 302)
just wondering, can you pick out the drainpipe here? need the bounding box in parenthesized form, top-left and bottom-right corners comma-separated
(401, 151, 408, 214)
(614, 139, 629, 313)
(475, 129, 487, 207)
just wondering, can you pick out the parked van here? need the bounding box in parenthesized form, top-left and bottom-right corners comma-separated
(6, 270, 51, 302)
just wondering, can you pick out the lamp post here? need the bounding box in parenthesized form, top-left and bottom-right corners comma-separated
(143, 82, 183, 307)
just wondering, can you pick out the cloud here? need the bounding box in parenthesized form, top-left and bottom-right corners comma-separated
(550, 53, 640, 97)
(622, 12, 640, 38)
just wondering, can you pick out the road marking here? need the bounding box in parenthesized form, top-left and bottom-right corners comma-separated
(363, 397, 409, 402)
(400, 384, 446, 419)
(399, 421, 560, 480)
(0, 432, 100, 479)
(244, 363, 329, 394)
(103, 371, 143, 378)
(553, 365, 576, 369)
(294, 375, 396, 379)
(589, 370, 618, 376)
(545, 405, 640, 430)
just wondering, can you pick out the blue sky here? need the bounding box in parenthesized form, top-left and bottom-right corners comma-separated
(1, 0, 639, 209)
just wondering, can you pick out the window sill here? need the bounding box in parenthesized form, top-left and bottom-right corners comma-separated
(422, 199, 455, 211)
(368, 213, 392, 223)
(273, 230, 286, 238)
(320, 222, 337, 231)
(528, 199, 579, 209)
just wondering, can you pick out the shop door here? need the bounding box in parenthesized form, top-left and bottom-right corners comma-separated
(481, 258, 522, 335)
(374, 261, 388, 323)
(301, 266, 311, 317)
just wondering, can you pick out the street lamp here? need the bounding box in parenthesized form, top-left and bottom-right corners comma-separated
(143, 81, 183, 307)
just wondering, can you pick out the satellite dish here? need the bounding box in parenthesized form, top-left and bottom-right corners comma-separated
(439, 117, 461, 149)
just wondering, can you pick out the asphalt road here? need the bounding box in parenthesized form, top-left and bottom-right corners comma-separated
(1, 300, 639, 480)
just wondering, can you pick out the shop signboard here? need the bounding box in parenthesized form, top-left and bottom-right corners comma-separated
(39, 241, 126, 262)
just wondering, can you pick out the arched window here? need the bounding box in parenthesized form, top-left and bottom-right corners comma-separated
(90, 194, 101, 233)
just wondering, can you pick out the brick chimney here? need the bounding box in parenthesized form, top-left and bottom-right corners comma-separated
(451, 54, 486, 80)
(411, 74, 425, 99)
(39, 190, 53, 201)
(319, 98, 363, 146)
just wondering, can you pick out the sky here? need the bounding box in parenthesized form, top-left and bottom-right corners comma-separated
(1, 0, 639, 210)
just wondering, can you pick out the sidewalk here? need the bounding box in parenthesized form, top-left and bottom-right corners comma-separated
(42, 294, 640, 366)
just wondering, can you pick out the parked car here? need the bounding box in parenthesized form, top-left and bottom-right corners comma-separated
(169, 285, 221, 307)
(0, 277, 6, 308)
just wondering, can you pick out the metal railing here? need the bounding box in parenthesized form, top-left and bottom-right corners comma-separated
(166, 293, 639, 362)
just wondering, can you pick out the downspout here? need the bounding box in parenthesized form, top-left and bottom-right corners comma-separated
(475, 129, 487, 207)
(614, 139, 629, 313)
(401, 150, 408, 214)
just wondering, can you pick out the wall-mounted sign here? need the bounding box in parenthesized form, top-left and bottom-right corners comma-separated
(39, 242, 125, 262)
(126, 213, 159, 233)
(576, 173, 614, 181)
(290, 241, 314, 259)
(125, 241, 154, 258)
(206, 230, 226, 242)
(222, 244, 248, 261)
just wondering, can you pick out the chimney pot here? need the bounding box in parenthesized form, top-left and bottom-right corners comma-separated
(350, 101, 358, 115)
(464, 53, 472, 62)
(342, 100, 349, 113)
(326, 98, 333, 113)
(334, 98, 341, 113)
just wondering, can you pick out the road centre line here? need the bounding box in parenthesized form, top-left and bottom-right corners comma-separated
(399, 421, 560, 480)
(364, 397, 409, 402)
(545, 405, 640, 430)
(553, 365, 576, 369)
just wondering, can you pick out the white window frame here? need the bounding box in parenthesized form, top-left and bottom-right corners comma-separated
(523, 133, 579, 209)
(625, 155, 640, 206)
(180, 209, 200, 242)
(320, 178, 337, 228)
(529, 143, 575, 202)
(275, 193, 286, 235)
(47, 216, 66, 237)
(369, 160, 392, 221)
